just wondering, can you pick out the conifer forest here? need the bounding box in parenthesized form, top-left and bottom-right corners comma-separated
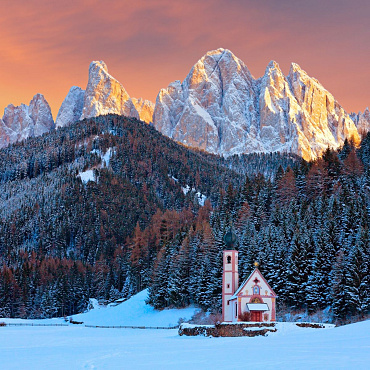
(0, 115, 369, 324)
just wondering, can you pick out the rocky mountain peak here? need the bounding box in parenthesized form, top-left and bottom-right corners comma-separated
(153, 48, 362, 161)
(289, 62, 303, 73)
(28, 93, 55, 136)
(3, 103, 33, 134)
(261, 60, 287, 90)
(57, 60, 152, 128)
(55, 86, 85, 128)
(185, 48, 254, 92)
(0, 50, 367, 160)
(287, 63, 360, 151)
(80, 60, 139, 121)
(204, 47, 226, 57)
(90, 60, 108, 73)
(0, 94, 54, 149)
(266, 60, 281, 70)
(153, 48, 260, 156)
(132, 98, 154, 124)
(354, 107, 370, 135)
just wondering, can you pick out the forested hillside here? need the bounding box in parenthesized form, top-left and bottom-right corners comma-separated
(0, 114, 295, 318)
(146, 138, 370, 324)
(1, 113, 368, 324)
(214, 152, 300, 180)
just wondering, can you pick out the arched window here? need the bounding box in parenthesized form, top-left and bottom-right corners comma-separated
(253, 286, 260, 295)
(227, 255, 231, 264)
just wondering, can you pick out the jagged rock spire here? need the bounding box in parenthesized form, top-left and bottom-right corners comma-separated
(153, 48, 360, 161)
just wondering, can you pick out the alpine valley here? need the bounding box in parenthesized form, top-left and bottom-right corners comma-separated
(0, 49, 369, 325)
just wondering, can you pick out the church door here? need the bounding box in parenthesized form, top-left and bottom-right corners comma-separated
(251, 311, 262, 322)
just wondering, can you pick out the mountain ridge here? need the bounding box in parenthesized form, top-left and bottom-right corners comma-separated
(153, 48, 365, 161)
(1, 49, 370, 160)
(0, 94, 54, 148)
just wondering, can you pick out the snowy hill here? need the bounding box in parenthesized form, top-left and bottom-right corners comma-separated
(72, 289, 199, 327)
(0, 289, 198, 328)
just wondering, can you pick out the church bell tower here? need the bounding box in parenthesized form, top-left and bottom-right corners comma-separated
(222, 228, 239, 322)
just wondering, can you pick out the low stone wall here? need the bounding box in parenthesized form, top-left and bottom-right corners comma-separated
(179, 322, 277, 337)
(296, 323, 325, 329)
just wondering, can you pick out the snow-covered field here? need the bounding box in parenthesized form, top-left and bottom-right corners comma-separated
(1, 291, 369, 369)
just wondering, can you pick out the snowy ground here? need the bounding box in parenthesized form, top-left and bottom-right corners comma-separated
(1, 291, 369, 369)
(0, 289, 198, 328)
(73, 290, 198, 327)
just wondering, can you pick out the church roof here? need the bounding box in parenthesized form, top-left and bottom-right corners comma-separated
(229, 268, 277, 300)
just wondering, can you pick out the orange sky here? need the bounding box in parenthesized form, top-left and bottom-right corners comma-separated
(0, 0, 369, 119)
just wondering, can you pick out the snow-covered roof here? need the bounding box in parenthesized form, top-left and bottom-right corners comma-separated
(246, 303, 269, 312)
(229, 268, 277, 300)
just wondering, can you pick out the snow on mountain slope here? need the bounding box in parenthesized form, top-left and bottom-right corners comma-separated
(154, 49, 258, 155)
(0, 60, 152, 147)
(0, 94, 54, 149)
(80, 61, 139, 121)
(55, 86, 85, 128)
(132, 97, 154, 123)
(78, 169, 96, 184)
(1, 104, 33, 147)
(0, 52, 365, 157)
(352, 107, 370, 134)
(288, 63, 359, 159)
(28, 94, 55, 136)
(73, 289, 198, 327)
(57, 64, 154, 126)
(0, 119, 10, 148)
(57, 66, 154, 127)
(153, 48, 360, 161)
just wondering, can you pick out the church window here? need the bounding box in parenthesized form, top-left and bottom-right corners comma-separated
(227, 256, 231, 264)
(253, 286, 260, 295)
(235, 303, 238, 317)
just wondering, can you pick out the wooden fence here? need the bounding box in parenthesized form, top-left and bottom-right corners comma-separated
(5, 323, 68, 327)
(84, 324, 178, 330)
(2, 322, 178, 329)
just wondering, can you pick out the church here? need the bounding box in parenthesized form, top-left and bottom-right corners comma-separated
(222, 249, 277, 322)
